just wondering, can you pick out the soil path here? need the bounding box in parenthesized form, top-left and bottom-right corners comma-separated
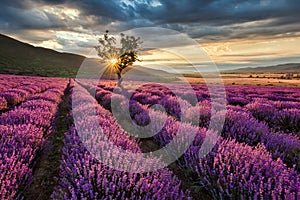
(140, 138, 212, 200)
(20, 80, 72, 199)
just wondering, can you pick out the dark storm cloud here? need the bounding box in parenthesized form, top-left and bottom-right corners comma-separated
(129, 0, 300, 41)
(0, 2, 65, 30)
(34, 0, 136, 23)
(0, 0, 130, 32)
(1, 0, 300, 55)
(1, 0, 300, 40)
(0, 0, 34, 9)
(133, 0, 300, 25)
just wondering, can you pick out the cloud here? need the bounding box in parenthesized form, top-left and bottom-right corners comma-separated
(131, 0, 300, 41)
(1, 0, 300, 70)
(1, 0, 300, 41)
(0, 6, 66, 30)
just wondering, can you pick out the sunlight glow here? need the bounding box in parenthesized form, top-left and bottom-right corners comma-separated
(202, 36, 300, 64)
(43, 6, 80, 20)
(109, 58, 118, 64)
(108, 58, 119, 69)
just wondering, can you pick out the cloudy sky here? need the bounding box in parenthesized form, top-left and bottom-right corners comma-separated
(1, 0, 300, 71)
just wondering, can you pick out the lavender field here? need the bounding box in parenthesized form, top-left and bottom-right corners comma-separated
(0, 74, 299, 199)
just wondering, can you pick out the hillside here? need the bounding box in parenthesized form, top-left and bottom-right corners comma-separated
(0, 34, 85, 77)
(226, 63, 300, 73)
(0, 34, 176, 80)
(76, 58, 177, 81)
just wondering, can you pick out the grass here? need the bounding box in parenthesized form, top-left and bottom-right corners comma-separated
(180, 73, 300, 87)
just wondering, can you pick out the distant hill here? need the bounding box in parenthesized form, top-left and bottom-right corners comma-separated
(0, 34, 85, 77)
(122, 65, 178, 82)
(0, 34, 176, 80)
(226, 63, 300, 73)
(76, 58, 177, 81)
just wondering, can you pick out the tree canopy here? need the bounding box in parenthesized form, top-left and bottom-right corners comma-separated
(94, 30, 142, 86)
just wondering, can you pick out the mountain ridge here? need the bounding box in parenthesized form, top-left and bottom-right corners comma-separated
(225, 63, 300, 73)
(0, 33, 176, 80)
(0, 34, 86, 77)
(1, 33, 299, 77)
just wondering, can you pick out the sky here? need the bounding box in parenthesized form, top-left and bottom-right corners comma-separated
(1, 0, 300, 72)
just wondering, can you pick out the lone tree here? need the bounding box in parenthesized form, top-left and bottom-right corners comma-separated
(95, 30, 142, 87)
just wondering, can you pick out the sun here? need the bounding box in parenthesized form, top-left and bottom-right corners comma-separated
(107, 58, 120, 72)
(108, 58, 119, 66)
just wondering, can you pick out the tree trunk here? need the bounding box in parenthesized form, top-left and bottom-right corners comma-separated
(117, 72, 123, 88)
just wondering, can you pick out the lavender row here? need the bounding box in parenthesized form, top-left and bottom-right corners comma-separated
(0, 74, 33, 92)
(0, 84, 48, 111)
(246, 98, 300, 134)
(139, 110, 300, 199)
(0, 86, 66, 131)
(192, 84, 300, 104)
(52, 82, 190, 199)
(0, 78, 61, 112)
(0, 80, 67, 199)
(0, 125, 44, 199)
(84, 81, 300, 171)
(158, 102, 300, 170)
(52, 127, 189, 199)
(93, 85, 300, 199)
(0, 74, 62, 92)
(120, 83, 300, 107)
(189, 138, 299, 199)
(203, 108, 300, 170)
(79, 79, 300, 106)
(131, 89, 300, 135)
(71, 83, 140, 152)
(123, 84, 300, 169)
(76, 80, 300, 198)
(93, 81, 300, 136)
